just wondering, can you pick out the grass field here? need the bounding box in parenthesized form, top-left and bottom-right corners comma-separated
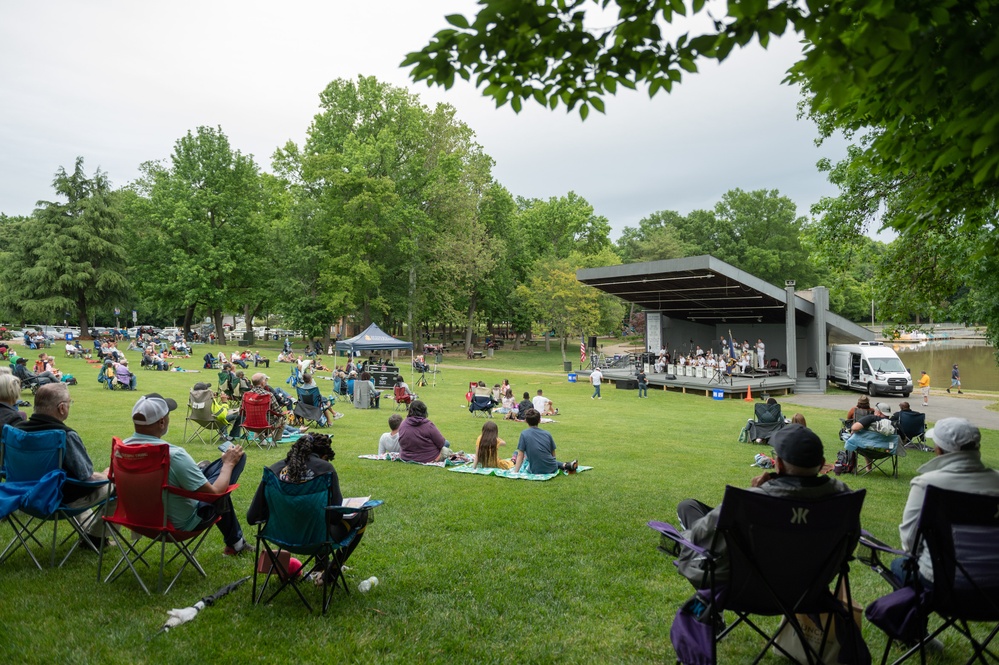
(1, 342, 996, 664)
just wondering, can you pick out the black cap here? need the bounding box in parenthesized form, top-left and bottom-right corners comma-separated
(771, 424, 824, 468)
(192, 381, 212, 391)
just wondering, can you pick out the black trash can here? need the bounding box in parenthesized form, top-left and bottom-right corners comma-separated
(563, 361, 572, 372)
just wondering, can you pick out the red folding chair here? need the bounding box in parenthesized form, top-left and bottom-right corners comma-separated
(98, 438, 237, 594)
(239, 391, 280, 449)
(393, 385, 412, 411)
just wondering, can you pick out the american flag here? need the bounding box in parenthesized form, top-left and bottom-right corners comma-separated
(580, 336, 587, 363)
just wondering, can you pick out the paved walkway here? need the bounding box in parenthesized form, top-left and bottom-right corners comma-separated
(783, 391, 999, 431)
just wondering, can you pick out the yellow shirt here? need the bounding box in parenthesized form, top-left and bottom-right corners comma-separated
(919, 374, 930, 388)
(475, 435, 514, 470)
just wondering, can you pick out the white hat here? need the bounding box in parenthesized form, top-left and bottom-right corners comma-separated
(926, 417, 981, 452)
(132, 393, 178, 424)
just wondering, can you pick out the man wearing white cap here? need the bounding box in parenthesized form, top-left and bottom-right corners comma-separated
(896, 417, 999, 584)
(123, 393, 253, 556)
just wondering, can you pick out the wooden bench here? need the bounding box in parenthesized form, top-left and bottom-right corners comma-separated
(472, 351, 484, 359)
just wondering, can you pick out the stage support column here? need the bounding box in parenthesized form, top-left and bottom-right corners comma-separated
(812, 286, 829, 388)
(784, 281, 797, 383)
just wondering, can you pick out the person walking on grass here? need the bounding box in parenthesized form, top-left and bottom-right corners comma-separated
(919, 370, 931, 407)
(590, 367, 603, 400)
(636, 367, 648, 398)
(947, 364, 963, 394)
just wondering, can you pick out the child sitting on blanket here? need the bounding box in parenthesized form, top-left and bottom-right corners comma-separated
(475, 421, 514, 470)
(378, 413, 403, 455)
(514, 409, 578, 474)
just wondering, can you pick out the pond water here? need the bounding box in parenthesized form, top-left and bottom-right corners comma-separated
(886, 340, 999, 392)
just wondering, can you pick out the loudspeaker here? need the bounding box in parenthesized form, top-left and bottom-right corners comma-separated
(588, 336, 598, 350)
(615, 379, 638, 390)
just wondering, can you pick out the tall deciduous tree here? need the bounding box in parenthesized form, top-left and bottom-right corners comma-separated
(127, 127, 263, 344)
(2, 158, 129, 337)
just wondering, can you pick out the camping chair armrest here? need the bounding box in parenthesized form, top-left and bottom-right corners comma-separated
(859, 530, 906, 558)
(647, 520, 713, 558)
(327, 499, 384, 517)
(64, 476, 111, 492)
(167, 483, 238, 503)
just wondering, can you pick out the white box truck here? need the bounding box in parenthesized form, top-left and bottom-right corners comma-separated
(828, 342, 913, 397)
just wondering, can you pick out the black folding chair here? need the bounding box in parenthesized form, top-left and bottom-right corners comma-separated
(743, 402, 785, 443)
(861, 485, 999, 665)
(649, 486, 868, 664)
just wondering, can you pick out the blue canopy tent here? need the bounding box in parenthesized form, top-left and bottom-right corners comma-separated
(335, 324, 415, 387)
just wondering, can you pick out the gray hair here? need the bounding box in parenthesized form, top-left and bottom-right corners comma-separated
(0, 374, 21, 403)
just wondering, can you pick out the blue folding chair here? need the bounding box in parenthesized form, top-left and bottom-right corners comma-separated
(250, 468, 381, 614)
(286, 366, 301, 390)
(0, 425, 110, 568)
(845, 429, 903, 478)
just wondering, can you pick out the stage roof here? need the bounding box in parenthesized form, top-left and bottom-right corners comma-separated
(577, 255, 872, 343)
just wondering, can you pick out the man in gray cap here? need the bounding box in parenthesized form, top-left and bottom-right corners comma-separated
(896, 417, 999, 584)
(674, 424, 853, 588)
(123, 392, 252, 556)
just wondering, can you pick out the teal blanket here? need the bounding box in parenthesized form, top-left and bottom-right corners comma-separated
(448, 464, 593, 481)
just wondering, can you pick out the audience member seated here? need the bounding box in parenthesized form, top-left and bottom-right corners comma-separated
(497, 389, 517, 418)
(246, 433, 369, 585)
(517, 392, 534, 421)
(125, 392, 253, 556)
(846, 395, 872, 422)
(65, 341, 84, 358)
(13, 383, 110, 545)
(378, 413, 403, 455)
(0, 374, 26, 428)
(13, 356, 58, 387)
(475, 420, 513, 470)
(675, 425, 852, 589)
(398, 400, 451, 463)
(300, 372, 343, 422)
(253, 351, 270, 368)
(513, 409, 576, 474)
(892, 418, 999, 587)
(532, 389, 557, 416)
(113, 358, 136, 390)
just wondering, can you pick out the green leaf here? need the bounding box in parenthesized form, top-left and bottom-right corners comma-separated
(444, 14, 469, 29)
(579, 103, 590, 120)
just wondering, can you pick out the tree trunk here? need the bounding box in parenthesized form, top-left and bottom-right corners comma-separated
(560, 334, 567, 363)
(544, 325, 550, 353)
(77, 290, 91, 339)
(182, 303, 195, 336)
(213, 308, 227, 346)
(465, 293, 477, 352)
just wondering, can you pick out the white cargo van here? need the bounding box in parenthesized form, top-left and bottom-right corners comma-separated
(828, 342, 912, 397)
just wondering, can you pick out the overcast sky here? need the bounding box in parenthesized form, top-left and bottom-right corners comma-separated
(0, 1, 848, 239)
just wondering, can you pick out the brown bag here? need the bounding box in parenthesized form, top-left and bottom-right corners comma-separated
(773, 582, 864, 664)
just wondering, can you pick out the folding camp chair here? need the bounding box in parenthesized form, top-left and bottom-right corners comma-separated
(860, 486, 999, 665)
(239, 391, 280, 449)
(648, 487, 868, 665)
(250, 468, 382, 614)
(293, 386, 327, 428)
(97, 438, 238, 594)
(217, 370, 238, 403)
(469, 395, 494, 418)
(0, 425, 111, 568)
(393, 385, 412, 411)
(202, 353, 218, 370)
(286, 366, 301, 390)
(844, 429, 904, 478)
(896, 411, 930, 452)
(740, 402, 785, 443)
(183, 387, 226, 446)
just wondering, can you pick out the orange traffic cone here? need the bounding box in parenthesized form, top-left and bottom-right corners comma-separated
(744, 384, 754, 402)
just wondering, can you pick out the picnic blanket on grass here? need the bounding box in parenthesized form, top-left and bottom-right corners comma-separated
(358, 452, 472, 468)
(448, 464, 593, 481)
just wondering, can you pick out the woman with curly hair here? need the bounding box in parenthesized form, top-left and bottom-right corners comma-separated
(247, 433, 368, 583)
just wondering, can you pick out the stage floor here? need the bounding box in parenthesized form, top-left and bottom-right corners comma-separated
(592, 367, 795, 400)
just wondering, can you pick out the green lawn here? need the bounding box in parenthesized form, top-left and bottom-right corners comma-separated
(1, 343, 995, 663)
